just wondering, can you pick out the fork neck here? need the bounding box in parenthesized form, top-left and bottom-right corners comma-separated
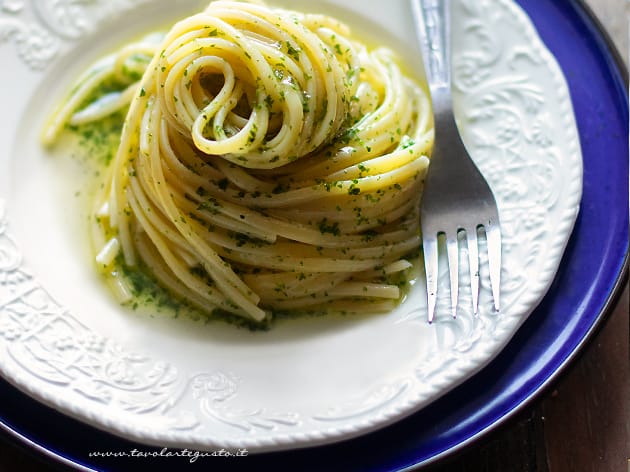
(429, 85, 454, 119)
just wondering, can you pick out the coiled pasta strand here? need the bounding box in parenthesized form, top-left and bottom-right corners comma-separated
(43, 1, 433, 324)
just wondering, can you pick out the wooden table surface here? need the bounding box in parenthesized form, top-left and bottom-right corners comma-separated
(0, 1, 628, 471)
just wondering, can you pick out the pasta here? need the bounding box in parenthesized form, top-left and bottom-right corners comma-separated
(43, 0, 433, 324)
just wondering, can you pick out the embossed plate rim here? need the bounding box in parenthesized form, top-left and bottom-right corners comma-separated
(0, 0, 582, 453)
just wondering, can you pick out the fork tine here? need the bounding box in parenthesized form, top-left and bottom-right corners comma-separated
(466, 227, 480, 314)
(446, 232, 459, 318)
(486, 223, 502, 312)
(423, 235, 439, 323)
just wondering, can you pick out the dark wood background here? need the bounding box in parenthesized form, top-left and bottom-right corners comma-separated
(0, 0, 627, 470)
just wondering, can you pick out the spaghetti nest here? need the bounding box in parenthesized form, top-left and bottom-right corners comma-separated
(44, 1, 433, 323)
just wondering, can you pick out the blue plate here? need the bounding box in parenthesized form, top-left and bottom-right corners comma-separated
(0, 0, 627, 470)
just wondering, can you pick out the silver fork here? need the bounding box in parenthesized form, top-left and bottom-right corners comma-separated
(412, 0, 502, 323)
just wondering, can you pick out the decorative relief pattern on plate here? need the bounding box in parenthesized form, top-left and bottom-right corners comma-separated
(0, 0, 582, 452)
(312, 379, 410, 422)
(191, 372, 301, 432)
(0, 203, 193, 431)
(0, 8, 58, 69)
(0, 0, 153, 69)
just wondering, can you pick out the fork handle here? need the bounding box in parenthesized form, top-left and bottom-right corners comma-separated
(412, 0, 452, 93)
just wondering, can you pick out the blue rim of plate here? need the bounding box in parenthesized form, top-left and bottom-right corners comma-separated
(0, 0, 628, 470)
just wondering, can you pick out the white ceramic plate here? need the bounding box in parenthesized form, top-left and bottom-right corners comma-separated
(0, 0, 581, 453)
